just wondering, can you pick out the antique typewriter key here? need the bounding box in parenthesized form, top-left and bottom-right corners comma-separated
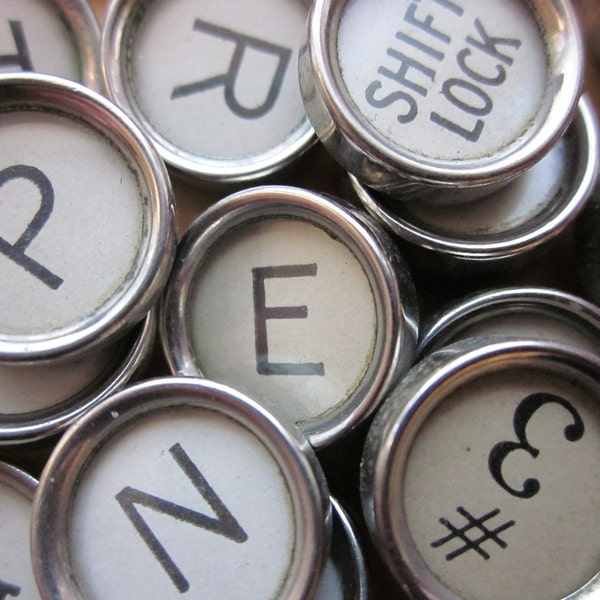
(575, 185, 600, 307)
(161, 185, 418, 448)
(32, 377, 331, 600)
(362, 338, 600, 600)
(0, 461, 40, 600)
(102, 0, 314, 183)
(574, 0, 600, 60)
(300, 0, 583, 200)
(0, 310, 155, 446)
(0, 73, 176, 363)
(0, 0, 101, 89)
(316, 497, 369, 600)
(418, 287, 600, 359)
(349, 95, 598, 273)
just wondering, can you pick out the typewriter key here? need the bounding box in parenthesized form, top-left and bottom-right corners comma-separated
(350, 95, 598, 273)
(161, 186, 418, 448)
(418, 287, 600, 358)
(0, 461, 39, 600)
(0, 73, 176, 363)
(0, 0, 101, 89)
(102, 0, 314, 182)
(0, 310, 156, 446)
(362, 338, 600, 599)
(316, 497, 369, 600)
(33, 377, 331, 600)
(300, 0, 583, 199)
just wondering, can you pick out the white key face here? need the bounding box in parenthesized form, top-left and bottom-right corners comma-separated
(0, 0, 81, 81)
(69, 407, 296, 599)
(128, 0, 307, 160)
(337, 0, 547, 162)
(0, 109, 146, 338)
(402, 368, 600, 600)
(0, 476, 40, 600)
(186, 218, 377, 427)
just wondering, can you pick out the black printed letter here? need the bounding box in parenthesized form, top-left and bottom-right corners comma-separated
(116, 443, 247, 593)
(171, 20, 291, 119)
(252, 264, 325, 376)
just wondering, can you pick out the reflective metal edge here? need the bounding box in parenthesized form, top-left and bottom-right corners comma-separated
(417, 286, 600, 358)
(0, 309, 157, 446)
(52, 0, 103, 90)
(0, 459, 37, 500)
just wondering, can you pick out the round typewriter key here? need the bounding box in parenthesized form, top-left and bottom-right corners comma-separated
(418, 287, 600, 359)
(0, 461, 39, 600)
(361, 338, 600, 600)
(0, 73, 176, 363)
(301, 0, 583, 198)
(161, 185, 418, 448)
(32, 377, 331, 600)
(316, 496, 369, 600)
(102, 0, 314, 183)
(0, 0, 101, 89)
(351, 96, 598, 272)
(0, 310, 156, 446)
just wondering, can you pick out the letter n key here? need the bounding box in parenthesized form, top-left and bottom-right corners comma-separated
(0, 165, 63, 289)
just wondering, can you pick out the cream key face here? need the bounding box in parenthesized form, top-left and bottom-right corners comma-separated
(363, 340, 600, 600)
(404, 369, 600, 599)
(71, 410, 296, 599)
(303, 0, 582, 193)
(104, 0, 312, 180)
(0, 0, 99, 87)
(0, 463, 39, 600)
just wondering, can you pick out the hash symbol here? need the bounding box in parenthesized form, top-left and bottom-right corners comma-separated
(431, 506, 515, 561)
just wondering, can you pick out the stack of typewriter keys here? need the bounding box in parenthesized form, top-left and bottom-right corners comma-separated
(1, 1, 599, 598)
